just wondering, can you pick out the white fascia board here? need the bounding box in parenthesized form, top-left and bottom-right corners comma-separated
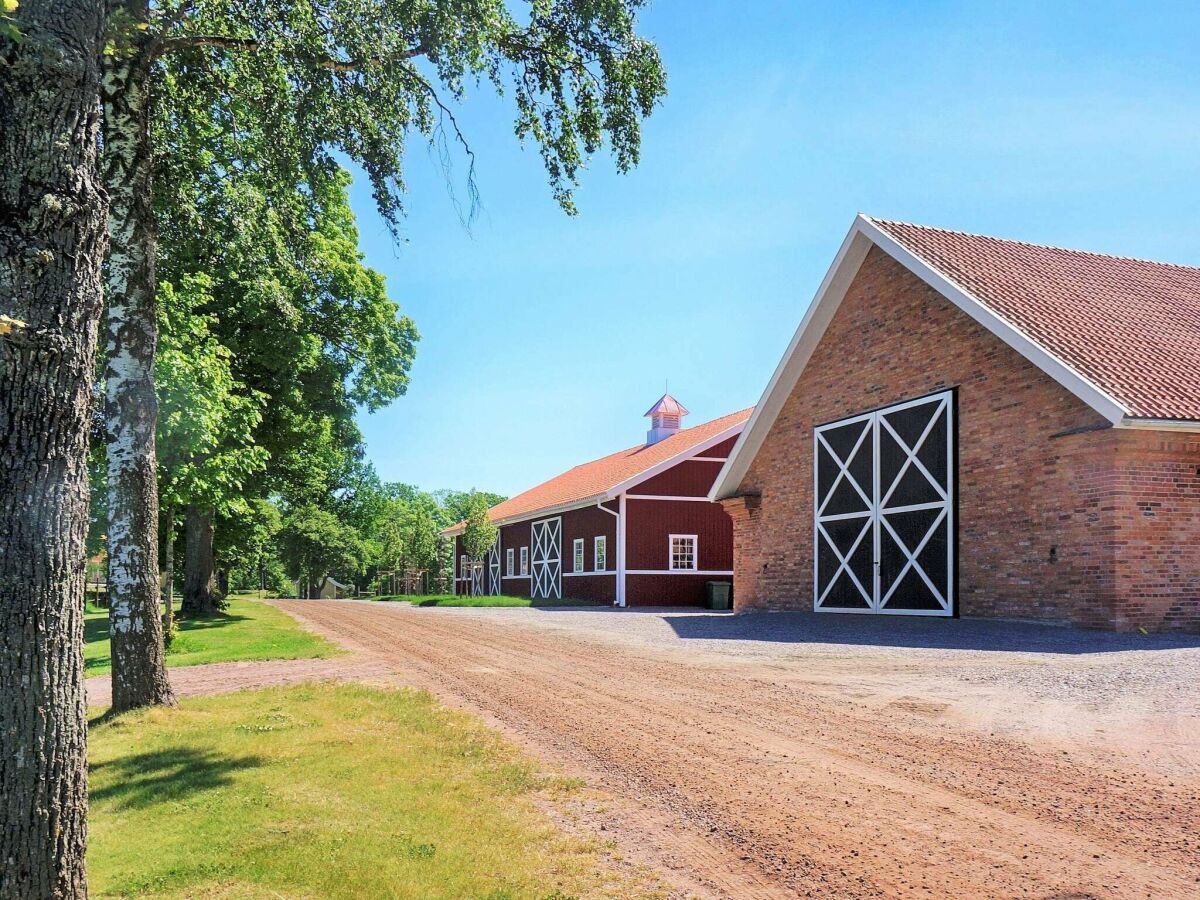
(710, 222, 873, 500)
(440, 495, 608, 537)
(1118, 417, 1200, 433)
(607, 421, 747, 500)
(710, 213, 1138, 501)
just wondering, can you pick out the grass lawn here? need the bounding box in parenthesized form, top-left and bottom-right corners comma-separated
(89, 683, 661, 899)
(85, 596, 339, 677)
(373, 594, 603, 608)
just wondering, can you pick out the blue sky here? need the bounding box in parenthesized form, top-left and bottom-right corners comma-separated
(347, 1, 1200, 497)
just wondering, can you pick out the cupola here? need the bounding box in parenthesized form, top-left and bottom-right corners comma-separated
(644, 393, 689, 445)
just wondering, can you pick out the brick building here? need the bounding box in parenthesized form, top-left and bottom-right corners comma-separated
(444, 397, 750, 606)
(711, 216, 1200, 631)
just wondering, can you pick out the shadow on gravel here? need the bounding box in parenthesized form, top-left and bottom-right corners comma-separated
(662, 610, 1200, 655)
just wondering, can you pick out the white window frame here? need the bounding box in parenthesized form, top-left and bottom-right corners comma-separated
(506, 547, 514, 577)
(459, 554, 467, 579)
(669, 534, 698, 572)
(573, 538, 585, 573)
(594, 535, 607, 572)
(519, 546, 529, 576)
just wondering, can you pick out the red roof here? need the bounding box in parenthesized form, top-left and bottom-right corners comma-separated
(445, 408, 751, 533)
(869, 217, 1200, 421)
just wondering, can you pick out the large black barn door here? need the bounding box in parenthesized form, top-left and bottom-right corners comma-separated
(814, 391, 954, 616)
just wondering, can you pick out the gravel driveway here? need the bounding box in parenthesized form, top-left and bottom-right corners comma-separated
(274, 599, 1200, 899)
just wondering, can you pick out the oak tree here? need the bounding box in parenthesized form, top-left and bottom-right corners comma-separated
(0, 0, 107, 893)
(99, 0, 665, 707)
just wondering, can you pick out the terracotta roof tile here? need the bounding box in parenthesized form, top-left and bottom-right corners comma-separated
(869, 218, 1200, 421)
(445, 408, 751, 533)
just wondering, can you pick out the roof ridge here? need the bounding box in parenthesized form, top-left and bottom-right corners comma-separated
(864, 214, 1200, 273)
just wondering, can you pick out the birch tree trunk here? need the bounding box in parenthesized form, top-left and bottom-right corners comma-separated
(0, 0, 107, 893)
(100, 2, 174, 711)
(182, 505, 219, 616)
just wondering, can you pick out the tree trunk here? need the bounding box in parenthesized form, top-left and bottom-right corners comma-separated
(162, 505, 175, 636)
(182, 505, 219, 616)
(99, 11, 175, 712)
(0, 1, 106, 894)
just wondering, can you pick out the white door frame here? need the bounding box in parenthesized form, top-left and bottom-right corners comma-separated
(530, 516, 562, 601)
(487, 539, 501, 595)
(813, 389, 955, 616)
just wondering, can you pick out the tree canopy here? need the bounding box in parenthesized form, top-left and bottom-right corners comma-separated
(461, 491, 499, 561)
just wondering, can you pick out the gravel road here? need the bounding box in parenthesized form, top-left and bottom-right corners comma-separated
(273, 600, 1200, 900)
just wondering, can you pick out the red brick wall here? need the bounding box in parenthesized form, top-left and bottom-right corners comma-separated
(1110, 432, 1200, 631)
(730, 245, 1200, 631)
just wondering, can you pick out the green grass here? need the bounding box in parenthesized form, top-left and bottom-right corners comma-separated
(88, 683, 662, 899)
(85, 596, 339, 677)
(373, 594, 602, 608)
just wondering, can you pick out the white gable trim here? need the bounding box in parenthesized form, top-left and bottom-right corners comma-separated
(709, 223, 873, 501)
(711, 213, 1150, 502)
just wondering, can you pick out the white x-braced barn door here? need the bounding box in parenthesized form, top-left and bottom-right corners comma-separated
(814, 390, 955, 616)
(487, 539, 501, 595)
(530, 517, 562, 601)
(470, 561, 485, 596)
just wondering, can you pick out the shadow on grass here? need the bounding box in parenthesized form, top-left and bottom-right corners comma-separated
(173, 613, 251, 631)
(90, 747, 263, 809)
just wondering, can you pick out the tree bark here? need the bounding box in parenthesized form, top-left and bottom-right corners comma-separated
(99, 0, 174, 711)
(0, 1, 107, 894)
(182, 505, 219, 616)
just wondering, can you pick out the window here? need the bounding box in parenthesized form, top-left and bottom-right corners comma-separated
(669, 534, 697, 571)
(520, 546, 529, 575)
(594, 536, 607, 572)
(573, 538, 584, 573)
(506, 548, 514, 577)
(460, 554, 467, 578)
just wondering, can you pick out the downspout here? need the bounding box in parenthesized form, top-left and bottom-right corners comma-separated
(597, 498, 625, 607)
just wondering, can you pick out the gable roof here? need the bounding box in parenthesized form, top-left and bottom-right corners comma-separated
(712, 214, 1200, 501)
(443, 407, 752, 535)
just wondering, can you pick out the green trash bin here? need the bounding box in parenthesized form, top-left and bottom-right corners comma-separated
(705, 581, 732, 610)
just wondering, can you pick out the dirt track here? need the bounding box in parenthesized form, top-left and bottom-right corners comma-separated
(272, 600, 1199, 899)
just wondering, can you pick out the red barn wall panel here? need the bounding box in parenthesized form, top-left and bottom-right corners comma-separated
(704, 436, 738, 458)
(626, 574, 722, 606)
(499, 521, 532, 596)
(625, 498, 734, 572)
(560, 504, 618, 573)
(633, 459, 724, 497)
(493, 505, 617, 602)
(561, 574, 616, 603)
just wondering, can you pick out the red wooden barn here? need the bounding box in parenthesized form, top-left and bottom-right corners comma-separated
(443, 396, 751, 606)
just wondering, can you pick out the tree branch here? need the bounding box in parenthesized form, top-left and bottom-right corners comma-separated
(153, 33, 429, 69)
